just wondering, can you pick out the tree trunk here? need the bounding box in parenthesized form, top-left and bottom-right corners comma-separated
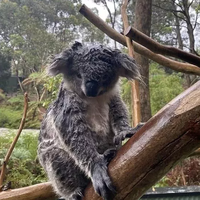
(134, 0, 152, 122)
(182, 0, 195, 54)
(174, 0, 197, 87)
(172, 2, 183, 50)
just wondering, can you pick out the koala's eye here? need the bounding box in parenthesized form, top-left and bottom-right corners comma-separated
(76, 73, 82, 79)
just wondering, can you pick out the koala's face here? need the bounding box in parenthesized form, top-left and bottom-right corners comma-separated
(48, 42, 140, 97)
(72, 49, 120, 97)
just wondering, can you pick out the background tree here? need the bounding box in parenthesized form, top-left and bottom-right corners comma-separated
(152, 0, 200, 87)
(0, 53, 11, 93)
(134, 0, 152, 122)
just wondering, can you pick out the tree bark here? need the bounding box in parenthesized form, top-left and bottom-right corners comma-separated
(0, 182, 56, 200)
(134, 0, 152, 122)
(1, 81, 200, 200)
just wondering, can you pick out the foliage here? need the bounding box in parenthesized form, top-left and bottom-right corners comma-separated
(0, 53, 11, 92)
(155, 157, 200, 187)
(7, 95, 24, 109)
(0, 130, 47, 188)
(120, 78, 132, 115)
(0, 0, 106, 78)
(0, 108, 22, 128)
(0, 92, 6, 102)
(22, 70, 62, 127)
(120, 62, 184, 117)
(149, 63, 184, 115)
(0, 94, 41, 129)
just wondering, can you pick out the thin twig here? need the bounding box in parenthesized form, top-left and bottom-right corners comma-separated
(0, 93, 29, 191)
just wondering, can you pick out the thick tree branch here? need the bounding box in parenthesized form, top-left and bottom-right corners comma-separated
(79, 4, 200, 76)
(125, 26, 200, 67)
(0, 182, 56, 200)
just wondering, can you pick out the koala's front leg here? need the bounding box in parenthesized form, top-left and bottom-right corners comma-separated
(53, 100, 115, 200)
(109, 95, 144, 145)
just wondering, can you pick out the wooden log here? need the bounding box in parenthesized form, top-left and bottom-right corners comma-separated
(0, 182, 56, 200)
(125, 26, 200, 67)
(79, 4, 200, 76)
(82, 81, 200, 200)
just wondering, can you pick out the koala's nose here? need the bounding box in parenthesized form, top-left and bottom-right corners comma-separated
(85, 81, 99, 97)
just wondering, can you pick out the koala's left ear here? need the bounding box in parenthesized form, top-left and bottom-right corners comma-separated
(115, 51, 140, 80)
(48, 42, 83, 76)
(47, 48, 74, 76)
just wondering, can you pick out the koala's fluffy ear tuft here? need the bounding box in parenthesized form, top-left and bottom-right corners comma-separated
(47, 48, 74, 76)
(115, 51, 140, 80)
(71, 41, 83, 51)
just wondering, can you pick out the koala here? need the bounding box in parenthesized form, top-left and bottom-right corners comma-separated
(38, 42, 142, 200)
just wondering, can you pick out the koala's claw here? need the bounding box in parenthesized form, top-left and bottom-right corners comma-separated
(91, 161, 116, 200)
(103, 148, 117, 165)
(114, 122, 145, 145)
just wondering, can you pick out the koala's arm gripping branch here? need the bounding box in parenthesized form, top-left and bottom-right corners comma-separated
(82, 80, 200, 200)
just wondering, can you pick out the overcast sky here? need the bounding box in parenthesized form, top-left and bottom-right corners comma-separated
(81, 0, 113, 20)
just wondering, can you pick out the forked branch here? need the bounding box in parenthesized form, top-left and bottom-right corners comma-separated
(79, 4, 200, 76)
(125, 26, 200, 67)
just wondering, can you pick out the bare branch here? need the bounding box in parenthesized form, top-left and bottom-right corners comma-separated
(125, 26, 200, 67)
(0, 93, 29, 190)
(0, 182, 55, 200)
(121, 0, 141, 127)
(79, 4, 200, 76)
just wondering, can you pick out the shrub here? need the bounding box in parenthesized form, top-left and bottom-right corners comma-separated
(0, 130, 47, 188)
(7, 95, 24, 110)
(0, 108, 22, 128)
(0, 92, 6, 102)
(150, 63, 184, 115)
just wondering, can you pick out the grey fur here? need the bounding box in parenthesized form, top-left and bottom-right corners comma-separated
(38, 42, 141, 200)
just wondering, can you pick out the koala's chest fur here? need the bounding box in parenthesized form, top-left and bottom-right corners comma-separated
(86, 98, 110, 135)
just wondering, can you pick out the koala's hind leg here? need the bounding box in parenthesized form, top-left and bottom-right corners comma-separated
(41, 147, 89, 200)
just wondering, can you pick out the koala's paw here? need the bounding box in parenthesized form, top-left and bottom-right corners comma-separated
(103, 148, 117, 165)
(114, 122, 145, 145)
(91, 159, 116, 200)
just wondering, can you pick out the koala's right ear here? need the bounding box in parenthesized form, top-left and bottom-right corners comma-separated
(47, 49, 74, 76)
